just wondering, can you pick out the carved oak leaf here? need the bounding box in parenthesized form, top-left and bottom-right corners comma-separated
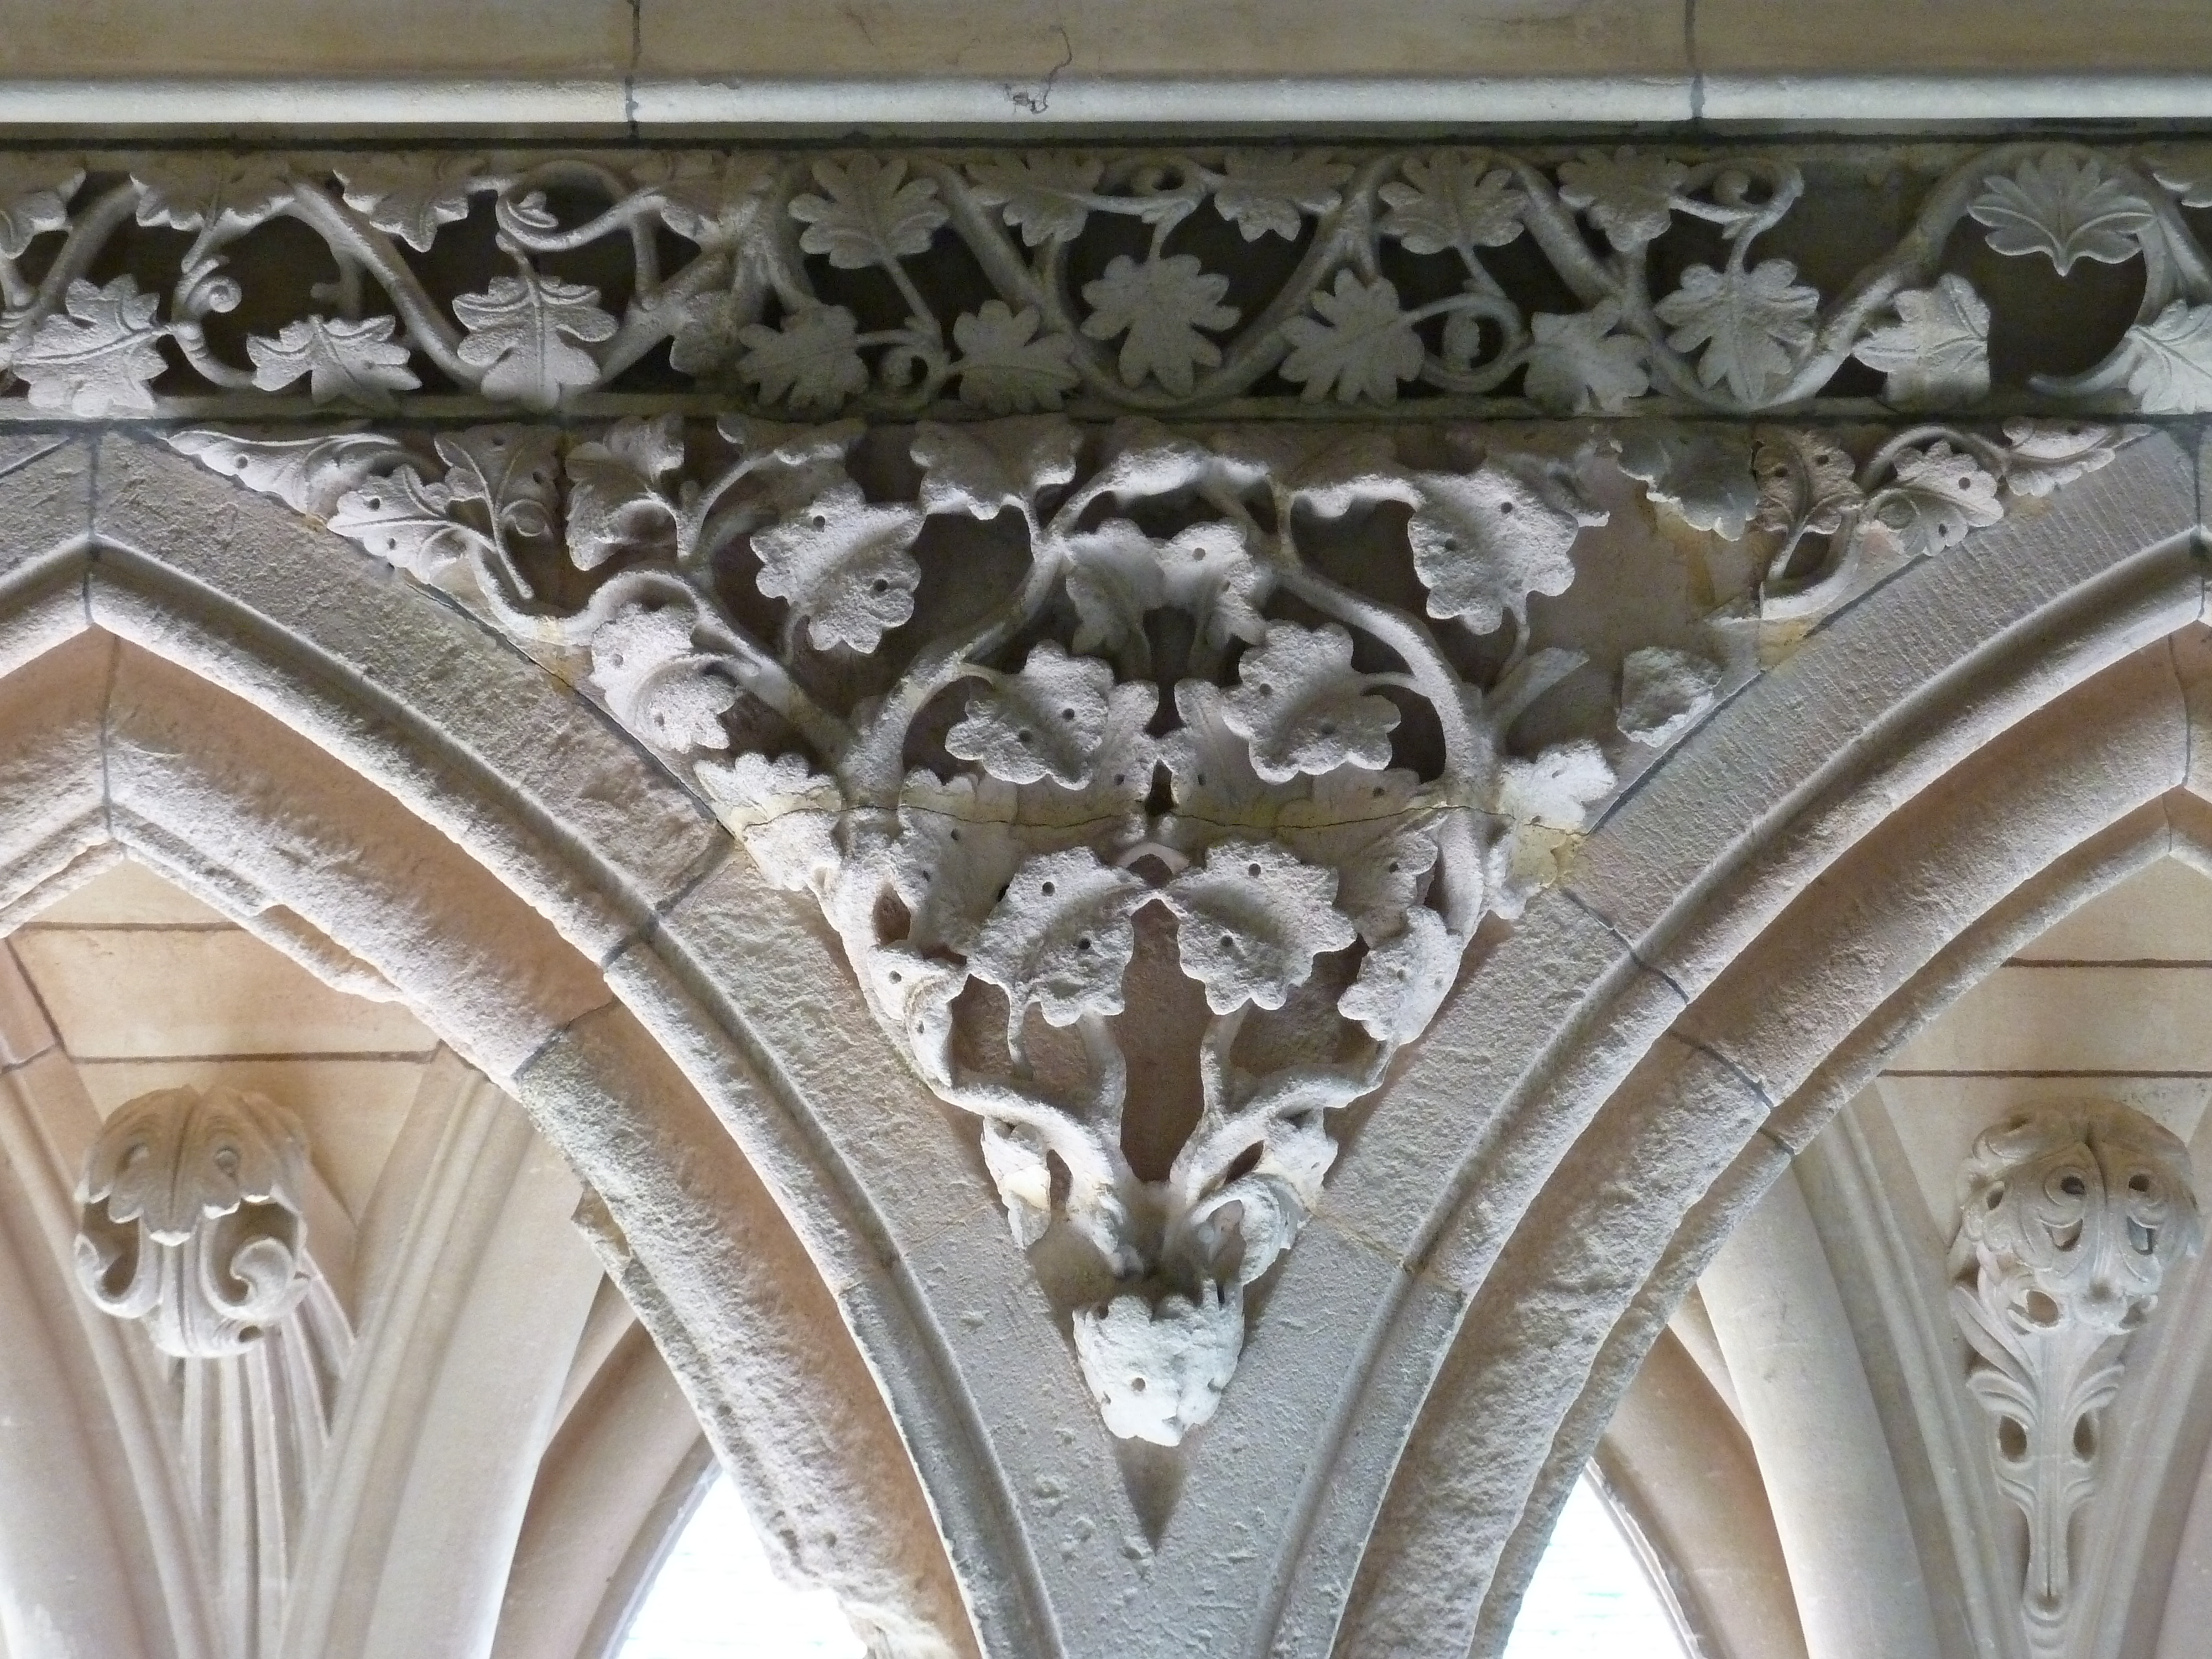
(1656, 260, 1819, 406)
(914, 415, 1081, 517)
(952, 301, 1079, 413)
(1969, 154, 2154, 275)
(1213, 151, 1350, 242)
(1223, 621, 1400, 781)
(588, 602, 735, 753)
(132, 154, 293, 235)
(1073, 1282, 1243, 1446)
(693, 751, 842, 895)
(436, 426, 563, 547)
(1066, 518, 1267, 658)
(891, 771, 1025, 954)
(453, 269, 616, 410)
(2147, 145, 2212, 208)
(669, 286, 759, 378)
(1162, 839, 1356, 1014)
(1851, 275, 1991, 409)
(1556, 149, 1689, 252)
(1378, 154, 1524, 254)
(790, 155, 948, 269)
(1999, 419, 2124, 497)
(17, 276, 169, 416)
(1081, 253, 1240, 397)
(1280, 273, 1425, 405)
(1870, 441, 2004, 557)
(1337, 905, 1460, 1045)
(717, 415, 865, 517)
(0, 158, 82, 259)
(1160, 680, 1281, 846)
(1524, 298, 1651, 415)
(1407, 460, 1600, 635)
(737, 306, 869, 415)
(632, 151, 776, 244)
(1615, 424, 1759, 539)
(2112, 300, 2212, 414)
(566, 413, 685, 570)
(969, 848, 1149, 1040)
(1491, 740, 1614, 910)
(166, 429, 413, 519)
(946, 641, 1116, 787)
(333, 154, 481, 251)
(1752, 429, 1862, 539)
(246, 315, 420, 410)
(1279, 766, 1439, 943)
(1497, 739, 1614, 831)
(327, 466, 472, 583)
(964, 153, 1105, 247)
(752, 481, 925, 652)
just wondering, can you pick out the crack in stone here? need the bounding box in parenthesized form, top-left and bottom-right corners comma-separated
(1003, 24, 1073, 115)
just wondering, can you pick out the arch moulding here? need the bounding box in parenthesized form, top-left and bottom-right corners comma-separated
(0, 134, 2208, 1659)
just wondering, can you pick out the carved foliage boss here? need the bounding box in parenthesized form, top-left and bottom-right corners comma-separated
(1952, 1105, 2203, 1657)
(75, 1083, 314, 1359)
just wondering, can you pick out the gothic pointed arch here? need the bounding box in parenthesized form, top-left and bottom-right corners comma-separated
(0, 436, 992, 1658)
(1329, 431, 2209, 1656)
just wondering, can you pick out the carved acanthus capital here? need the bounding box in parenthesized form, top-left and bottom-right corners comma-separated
(1951, 1104, 2202, 1656)
(74, 1084, 314, 1359)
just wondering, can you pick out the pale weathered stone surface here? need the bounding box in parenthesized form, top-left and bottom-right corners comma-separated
(1, 127, 2210, 1659)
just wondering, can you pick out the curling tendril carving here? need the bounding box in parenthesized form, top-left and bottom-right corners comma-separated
(1952, 1104, 2203, 1657)
(170, 404, 2128, 1439)
(74, 1084, 315, 1360)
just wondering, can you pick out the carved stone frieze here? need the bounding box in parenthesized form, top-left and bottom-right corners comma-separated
(75, 1083, 315, 1358)
(1951, 1104, 2204, 1658)
(0, 143, 2208, 422)
(168, 406, 2125, 1441)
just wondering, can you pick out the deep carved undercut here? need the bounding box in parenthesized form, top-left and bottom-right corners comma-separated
(170, 399, 2126, 1440)
(1952, 1104, 2204, 1658)
(0, 142, 2208, 422)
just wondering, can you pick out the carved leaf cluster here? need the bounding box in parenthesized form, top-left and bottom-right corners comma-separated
(174, 402, 2121, 1443)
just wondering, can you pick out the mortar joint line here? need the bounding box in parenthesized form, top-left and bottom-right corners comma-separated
(1558, 885, 1691, 1009)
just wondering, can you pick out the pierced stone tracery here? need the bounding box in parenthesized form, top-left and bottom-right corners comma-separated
(170, 397, 2126, 1441)
(0, 142, 2210, 425)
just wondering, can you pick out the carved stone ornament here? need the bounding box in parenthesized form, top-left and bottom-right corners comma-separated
(169, 402, 2120, 1441)
(0, 138, 2130, 1440)
(1951, 1104, 2204, 1657)
(75, 1084, 315, 1359)
(0, 141, 2203, 423)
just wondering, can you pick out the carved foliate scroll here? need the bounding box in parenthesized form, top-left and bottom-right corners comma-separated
(75, 1084, 314, 1358)
(173, 408, 2127, 1441)
(0, 144, 2209, 422)
(1951, 1104, 2203, 1657)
